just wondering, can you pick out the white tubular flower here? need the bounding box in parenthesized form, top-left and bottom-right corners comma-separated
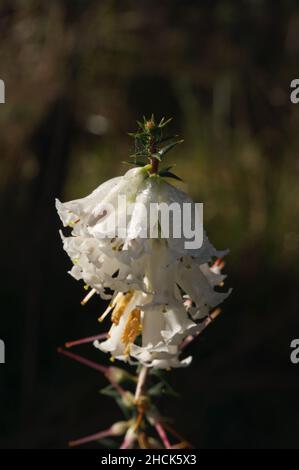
(57, 157, 231, 368)
(56, 167, 148, 297)
(92, 239, 229, 368)
(94, 289, 196, 368)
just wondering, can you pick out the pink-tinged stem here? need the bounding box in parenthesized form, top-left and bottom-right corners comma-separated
(179, 335, 194, 350)
(164, 423, 193, 448)
(120, 429, 135, 449)
(120, 437, 132, 449)
(57, 348, 126, 396)
(180, 308, 221, 351)
(65, 333, 108, 348)
(58, 348, 108, 374)
(199, 308, 221, 331)
(134, 366, 148, 403)
(155, 422, 171, 449)
(69, 428, 112, 447)
(106, 373, 126, 397)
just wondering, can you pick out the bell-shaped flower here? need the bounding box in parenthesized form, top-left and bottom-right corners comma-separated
(56, 166, 231, 368)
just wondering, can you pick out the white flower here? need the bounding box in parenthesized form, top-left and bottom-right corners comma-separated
(94, 289, 196, 368)
(92, 239, 230, 368)
(56, 168, 148, 297)
(56, 167, 231, 368)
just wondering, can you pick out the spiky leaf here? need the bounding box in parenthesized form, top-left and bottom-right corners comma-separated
(159, 170, 183, 182)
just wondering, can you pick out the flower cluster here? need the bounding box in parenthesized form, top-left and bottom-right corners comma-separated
(56, 165, 230, 369)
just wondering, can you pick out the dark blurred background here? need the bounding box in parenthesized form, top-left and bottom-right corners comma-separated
(0, 0, 299, 449)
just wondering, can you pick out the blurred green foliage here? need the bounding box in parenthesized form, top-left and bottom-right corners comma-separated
(1, 0, 299, 267)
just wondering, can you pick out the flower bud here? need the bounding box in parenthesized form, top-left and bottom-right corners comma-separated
(110, 421, 129, 436)
(121, 391, 135, 408)
(108, 366, 136, 384)
(145, 120, 154, 130)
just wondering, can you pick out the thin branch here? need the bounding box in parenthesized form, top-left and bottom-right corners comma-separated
(58, 348, 108, 374)
(69, 428, 113, 447)
(65, 333, 108, 348)
(180, 308, 221, 350)
(154, 421, 172, 449)
(57, 348, 125, 396)
(134, 366, 149, 403)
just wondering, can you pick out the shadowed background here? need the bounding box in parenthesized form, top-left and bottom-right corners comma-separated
(0, 0, 299, 449)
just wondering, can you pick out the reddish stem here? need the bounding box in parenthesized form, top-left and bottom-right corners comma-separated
(155, 422, 172, 449)
(65, 333, 108, 348)
(120, 429, 136, 449)
(58, 348, 108, 373)
(57, 348, 126, 396)
(149, 156, 159, 174)
(69, 428, 112, 447)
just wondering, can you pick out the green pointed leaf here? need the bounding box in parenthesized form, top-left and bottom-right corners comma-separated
(158, 135, 179, 145)
(99, 386, 132, 419)
(123, 160, 146, 167)
(115, 398, 132, 419)
(99, 384, 120, 399)
(157, 139, 184, 158)
(148, 381, 180, 398)
(148, 372, 181, 398)
(159, 165, 174, 173)
(159, 171, 183, 182)
(159, 117, 173, 128)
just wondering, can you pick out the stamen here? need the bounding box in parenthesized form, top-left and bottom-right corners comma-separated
(121, 308, 142, 355)
(98, 304, 114, 322)
(98, 292, 124, 322)
(68, 218, 80, 227)
(81, 288, 96, 306)
(111, 291, 134, 326)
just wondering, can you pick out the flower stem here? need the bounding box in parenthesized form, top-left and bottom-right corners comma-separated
(149, 156, 159, 174)
(57, 348, 125, 396)
(154, 421, 172, 449)
(134, 365, 148, 403)
(65, 333, 108, 348)
(120, 428, 136, 449)
(69, 428, 112, 447)
(57, 348, 108, 374)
